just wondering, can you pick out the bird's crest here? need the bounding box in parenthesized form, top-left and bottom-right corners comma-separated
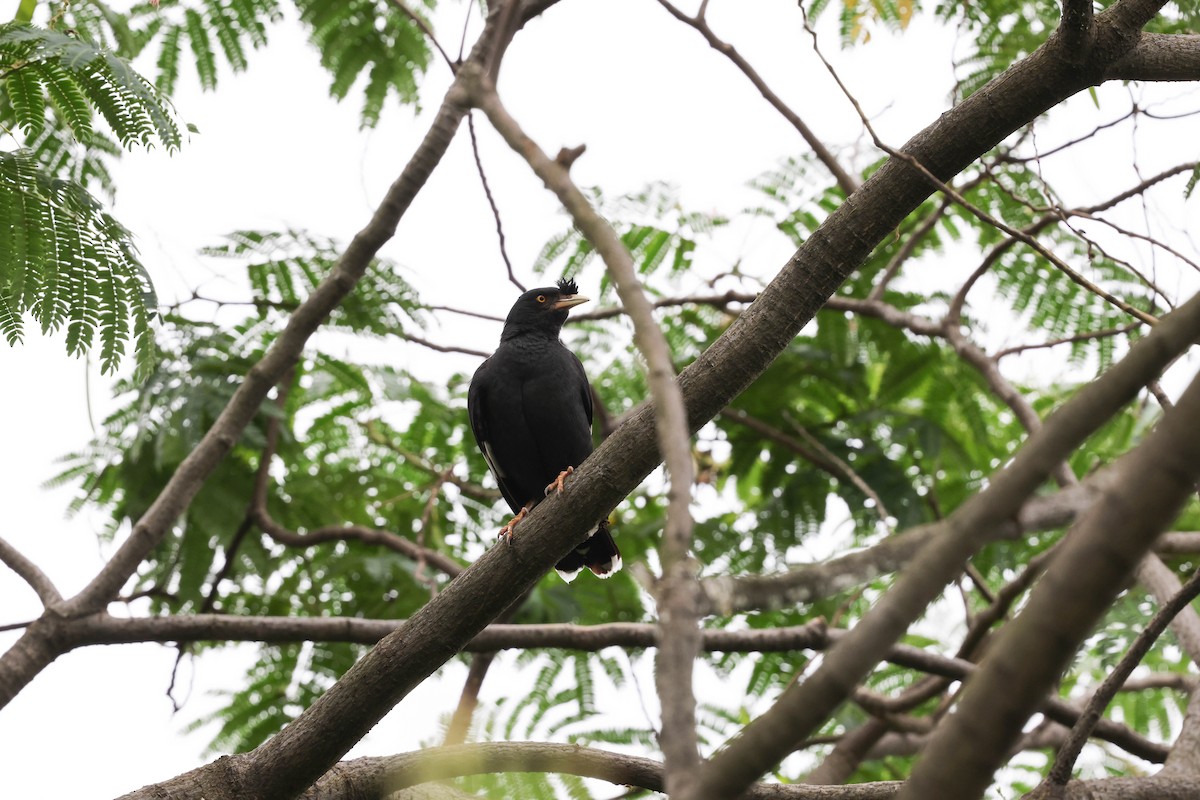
(556, 277, 580, 296)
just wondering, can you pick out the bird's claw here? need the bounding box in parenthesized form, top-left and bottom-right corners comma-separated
(497, 506, 529, 545)
(545, 466, 575, 497)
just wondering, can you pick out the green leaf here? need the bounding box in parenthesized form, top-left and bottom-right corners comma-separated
(0, 149, 157, 373)
(0, 22, 182, 151)
(5, 66, 45, 136)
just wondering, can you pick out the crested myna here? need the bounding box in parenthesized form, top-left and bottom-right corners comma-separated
(467, 278, 621, 580)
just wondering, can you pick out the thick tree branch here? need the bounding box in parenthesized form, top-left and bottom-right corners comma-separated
(1105, 32, 1200, 80)
(1107, 0, 1178, 36)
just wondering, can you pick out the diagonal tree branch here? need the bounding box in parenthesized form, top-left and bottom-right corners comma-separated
(0, 0, 522, 762)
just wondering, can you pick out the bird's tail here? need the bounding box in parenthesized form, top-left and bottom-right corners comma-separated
(556, 519, 622, 581)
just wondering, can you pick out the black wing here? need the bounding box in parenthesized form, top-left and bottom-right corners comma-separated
(572, 351, 593, 428)
(467, 357, 523, 514)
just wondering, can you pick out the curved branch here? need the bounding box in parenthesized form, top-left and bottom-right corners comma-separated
(299, 742, 904, 800)
(0, 535, 61, 608)
(252, 510, 464, 579)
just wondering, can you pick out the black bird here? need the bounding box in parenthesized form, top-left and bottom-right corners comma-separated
(468, 278, 621, 580)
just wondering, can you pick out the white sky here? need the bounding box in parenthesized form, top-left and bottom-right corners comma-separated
(2, 2, 1199, 797)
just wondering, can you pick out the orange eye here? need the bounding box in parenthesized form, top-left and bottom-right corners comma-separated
(536, 295, 547, 303)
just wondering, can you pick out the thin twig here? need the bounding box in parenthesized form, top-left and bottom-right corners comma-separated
(784, 411, 893, 527)
(252, 508, 464, 579)
(868, 197, 951, 301)
(388, 0, 456, 72)
(993, 323, 1140, 359)
(425, 303, 506, 323)
(363, 420, 500, 503)
(655, 0, 860, 196)
(0, 619, 35, 633)
(468, 111, 524, 291)
(402, 329, 490, 357)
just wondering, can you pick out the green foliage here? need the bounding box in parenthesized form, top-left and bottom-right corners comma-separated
(806, 0, 915, 45)
(0, 22, 182, 150)
(533, 182, 728, 304)
(104, 0, 432, 127)
(296, 0, 433, 127)
(0, 148, 156, 373)
(0, 20, 184, 372)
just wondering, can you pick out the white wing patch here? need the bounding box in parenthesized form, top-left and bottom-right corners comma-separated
(482, 440, 505, 481)
(595, 552, 623, 578)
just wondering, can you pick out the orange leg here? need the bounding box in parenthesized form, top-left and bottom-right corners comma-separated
(544, 465, 575, 496)
(498, 505, 529, 543)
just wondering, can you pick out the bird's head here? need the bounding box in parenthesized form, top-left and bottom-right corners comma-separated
(500, 277, 590, 341)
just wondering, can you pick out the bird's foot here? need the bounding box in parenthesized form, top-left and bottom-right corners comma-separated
(544, 466, 575, 496)
(498, 506, 529, 544)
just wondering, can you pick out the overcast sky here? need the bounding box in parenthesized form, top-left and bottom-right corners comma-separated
(2, 2, 1198, 797)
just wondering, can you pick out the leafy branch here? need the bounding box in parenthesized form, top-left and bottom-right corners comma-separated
(0, 21, 184, 372)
